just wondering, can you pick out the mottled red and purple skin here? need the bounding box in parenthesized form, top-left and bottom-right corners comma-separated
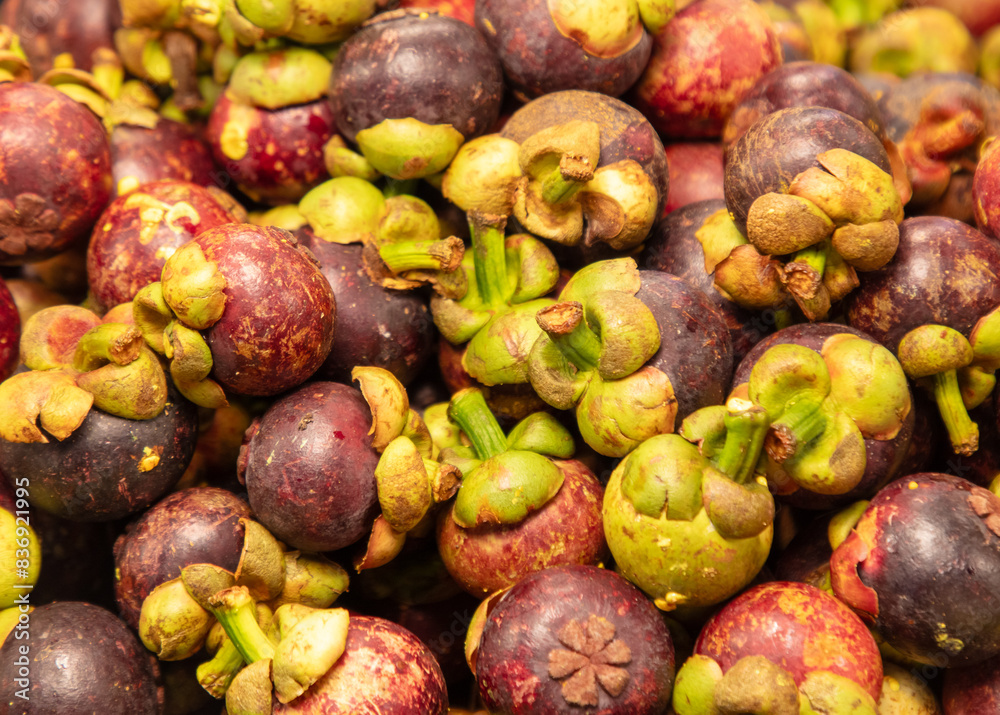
(110, 119, 217, 199)
(0, 390, 198, 523)
(695, 580, 883, 699)
(944, 652, 1000, 713)
(0, 275, 19, 380)
(724, 105, 892, 236)
(628, 0, 783, 139)
(475, 0, 653, 101)
(722, 61, 887, 149)
(0, 0, 120, 74)
(436, 459, 608, 598)
(975, 130, 1000, 239)
(846, 216, 1000, 353)
(0, 602, 162, 715)
(399, 0, 476, 25)
(0, 82, 111, 264)
(239, 381, 380, 553)
(641, 198, 772, 362)
(205, 93, 335, 205)
(330, 10, 504, 144)
(87, 179, 240, 311)
(298, 233, 435, 386)
(276, 615, 449, 714)
(662, 143, 725, 217)
(193, 223, 336, 396)
(476, 564, 675, 715)
(730, 322, 915, 510)
(832, 473, 1000, 667)
(112, 486, 251, 629)
(501, 89, 669, 221)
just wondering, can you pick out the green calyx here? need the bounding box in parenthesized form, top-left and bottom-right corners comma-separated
(139, 577, 215, 661)
(161, 241, 228, 330)
(356, 117, 465, 181)
(446, 388, 573, 527)
(233, 0, 295, 34)
(227, 46, 331, 109)
(298, 176, 387, 244)
(441, 134, 523, 216)
(549, 0, 645, 58)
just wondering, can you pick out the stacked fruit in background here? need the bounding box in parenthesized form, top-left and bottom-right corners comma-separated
(6, 0, 1000, 712)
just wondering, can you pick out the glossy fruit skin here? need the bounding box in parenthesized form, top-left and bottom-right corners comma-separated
(87, 179, 239, 311)
(299, 234, 435, 386)
(436, 459, 608, 597)
(476, 564, 675, 715)
(0, 391, 198, 522)
(832, 472, 1000, 667)
(846, 216, 1000, 353)
(724, 105, 891, 236)
(112, 486, 251, 629)
(274, 615, 449, 714)
(0, 601, 161, 715)
(694, 580, 883, 700)
(240, 381, 380, 553)
(329, 10, 504, 144)
(0, 275, 18, 381)
(629, 0, 783, 139)
(194, 223, 336, 396)
(475, 0, 653, 101)
(205, 93, 336, 205)
(0, 82, 112, 264)
(109, 119, 217, 199)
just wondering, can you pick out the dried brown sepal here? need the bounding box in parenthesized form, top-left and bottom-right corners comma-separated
(235, 518, 287, 603)
(224, 656, 273, 715)
(182, 563, 238, 612)
(746, 192, 834, 255)
(0, 370, 93, 443)
(713, 244, 787, 309)
(351, 366, 410, 452)
(830, 220, 900, 272)
(353, 515, 407, 572)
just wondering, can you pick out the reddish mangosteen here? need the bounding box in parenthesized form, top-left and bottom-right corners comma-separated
(86, 179, 241, 311)
(0, 81, 112, 264)
(673, 581, 883, 712)
(329, 9, 504, 180)
(273, 615, 449, 714)
(109, 117, 218, 199)
(661, 142, 725, 217)
(0, 386, 198, 522)
(832, 473, 1000, 667)
(475, 0, 666, 101)
(975, 129, 1000, 239)
(847, 216, 1000, 457)
(297, 231, 435, 387)
(641, 198, 778, 362)
(238, 381, 381, 553)
(944, 652, 1000, 713)
(729, 322, 916, 510)
(0, 0, 120, 74)
(134, 222, 336, 403)
(112, 486, 251, 629)
(0, 601, 161, 714)
(474, 564, 676, 715)
(0, 275, 18, 380)
(629, 0, 783, 139)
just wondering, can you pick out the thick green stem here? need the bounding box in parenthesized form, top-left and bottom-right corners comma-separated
(536, 302, 601, 372)
(540, 155, 593, 204)
(378, 237, 464, 273)
(197, 636, 245, 699)
(786, 242, 828, 298)
(447, 388, 508, 461)
(469, 211, 509, 310)
(766, 396, 828, 463)
(715, 403, 770, 485)
(934, 369, 980, 456)
(207, 587, 275, 665)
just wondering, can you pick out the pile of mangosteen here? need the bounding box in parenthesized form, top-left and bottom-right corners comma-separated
(6, 0, 1000, 712)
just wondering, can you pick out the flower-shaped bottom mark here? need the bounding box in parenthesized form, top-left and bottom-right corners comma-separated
(547, 614, 632, 706)
(0, 193, 61, 257)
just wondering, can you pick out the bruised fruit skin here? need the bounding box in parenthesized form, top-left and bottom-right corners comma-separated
(109, 119, 218, 199)
(0, 276, 18, 381)
(192, 223, 336, 396)
(475, 0, 654, 101)
(0, 82, 112, 264)
(436, 459, 607, 597)
(87, 179, 240, 311)
(205, 92, 336, 205)
(693, 580, 884, 700)
(475, 564, 675, 715)
(240, 381, 381, 553)
(831, 473, 1000, 667)
(629, 0, 783, 139)
(112, 486, 251, 630)
(0, 390, 198, 522)
(0, 602, 161, 715)
(274, 615, 448, 714)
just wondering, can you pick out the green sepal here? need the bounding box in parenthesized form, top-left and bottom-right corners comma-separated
(618, 434, 704, 520)
(452, 450, 564, 528)
(505, 412, 575, 459)
(161, 241, 227, 330)
(133, 282, 174, 355)
(356, 117, 465, 181)
(576, 368, 678, 458)
(672, 654, 724, 715)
